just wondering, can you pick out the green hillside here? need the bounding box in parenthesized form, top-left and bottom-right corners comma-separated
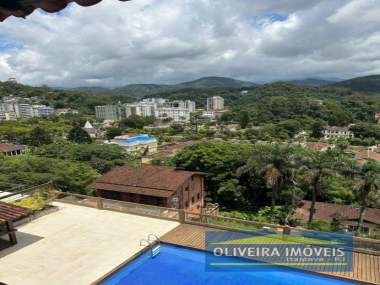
(334, 74, 380, 93)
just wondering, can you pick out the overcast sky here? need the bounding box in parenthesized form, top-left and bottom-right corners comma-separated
(0, 0, 380, 87)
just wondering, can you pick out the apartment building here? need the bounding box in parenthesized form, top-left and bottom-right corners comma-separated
(156, 107, 190, 122)
(207, 96, 224, 111)
(32, 105, 55, 117)
(95, 105, 122, 121)
(103, 98, 196, 123)
(0, 97, 55, 120)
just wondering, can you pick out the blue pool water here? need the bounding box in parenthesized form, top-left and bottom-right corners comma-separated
(100, 244, 356, 285)
(119, 135, 154, 144)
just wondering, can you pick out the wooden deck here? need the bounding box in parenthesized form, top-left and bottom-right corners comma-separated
(161, 224, 380, 285)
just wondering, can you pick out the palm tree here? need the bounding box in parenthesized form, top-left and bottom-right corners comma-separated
(354, 160, 380, 235)
(300, 149, 339, 228)
(238, 144, 298, 220)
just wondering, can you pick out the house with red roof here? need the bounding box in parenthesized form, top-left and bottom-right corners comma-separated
(90, 165, 205, 211)
(296, 200, 380, 235)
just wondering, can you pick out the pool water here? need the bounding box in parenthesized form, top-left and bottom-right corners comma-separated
(100, 244, 356, 285)
(119, 135, 154, 144)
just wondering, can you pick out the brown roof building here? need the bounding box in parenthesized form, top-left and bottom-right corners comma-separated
(0, 0, 130, 22)
(355, 150, 380, 165)
(91, 165, 205, 211)
(296, 200, 380, 234)
(0, 144, 26, 156)
(302, 142, 335, 152)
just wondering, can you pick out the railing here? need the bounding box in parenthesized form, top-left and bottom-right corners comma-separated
(184, 210, 286, 233)
(0, 181, 54, 202)
(3, 185, 379, 255)
(54, 191, 99, 208)
(354, 236, 380, 254)
(54, 192, 180, 221)
(102, 198, 180, 221)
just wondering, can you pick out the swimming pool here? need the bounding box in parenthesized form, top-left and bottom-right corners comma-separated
(100, 244, 357, 285)
(118, 135, 155, 145)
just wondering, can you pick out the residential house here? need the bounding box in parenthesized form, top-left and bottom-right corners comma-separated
(302, 142, 335, 152)
(0, 144, 26, 156)
(354, 150, 380, 165)
(322, 126, 354, 139)
(55, 108, 79, 116)
(296, 200, 380, 235)
(83, 121, 100, 138)
(90, 165, 205, 211)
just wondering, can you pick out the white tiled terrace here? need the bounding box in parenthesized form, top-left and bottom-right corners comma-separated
(0, 202, 179, 285)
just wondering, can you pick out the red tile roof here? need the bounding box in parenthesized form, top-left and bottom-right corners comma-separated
(0, 0, 130, 22)
(355, 150, 380, 163)
(303, 142, 335, 151)
(0, 201, 31, 222)
(155, 141, 196, 157)
(296, 200, 380, 226)
(90, 165, 205, 198)
(0, 144, 25, 153)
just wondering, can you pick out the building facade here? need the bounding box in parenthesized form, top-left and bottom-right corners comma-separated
(322, 126, 354, 139)
(0, 144, 26, 156)
(90, 165, 205, 211)
(122, 98, 196, 123)
(0, 97, 55, 120)
(32, 105, 55, 117)
(95, 105, 122, 121)
(296, 200, 380, 235)
(207, 96, 224, 111)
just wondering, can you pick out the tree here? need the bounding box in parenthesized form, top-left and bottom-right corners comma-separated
(310, 120, 325, 139)
(68, 126, 92, 144)
(0, 155, 97, 194)
(190, 112, 202, 133)
(238, 111, 249, 129)
(33, 142, 129, 173)
(120, 115, 155, 129)
(299, 149, 342, 227)
(174, 142, 253, 205)
(29, 127, 52, 146)
(170, 124, 185, 135)
(105, 127, 122, 140)
(238, 144, 298, 221)
(354, 160, 380, 234)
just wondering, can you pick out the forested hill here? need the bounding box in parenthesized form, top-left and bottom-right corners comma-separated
(1, 74, 380, 116)
(178, 76, 255, 88)
(288, 78, 337, 87)
(334, 74, 380, 93)
(111, 76, 256, 97)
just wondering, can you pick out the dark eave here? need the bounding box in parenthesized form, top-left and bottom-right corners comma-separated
(0, 0, 130, 22)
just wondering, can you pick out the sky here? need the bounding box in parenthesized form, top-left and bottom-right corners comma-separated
(0, 0, 380, 88)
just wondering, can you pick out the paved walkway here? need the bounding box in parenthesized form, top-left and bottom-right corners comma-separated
(0, 202, 179, 285)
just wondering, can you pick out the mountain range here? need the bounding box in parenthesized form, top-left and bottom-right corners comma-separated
(61, 74, 380, 96)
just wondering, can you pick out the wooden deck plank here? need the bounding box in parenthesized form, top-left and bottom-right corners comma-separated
(161, 224, 380, 285)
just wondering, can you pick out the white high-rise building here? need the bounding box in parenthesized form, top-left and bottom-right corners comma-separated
(123, 98, 195, 123)
(95, 105, 122, 121)
(18, 104, 33, 118)
(155, 107, 190, 123)
(32, 105, 55, 117)
(207, 96, 224, 111)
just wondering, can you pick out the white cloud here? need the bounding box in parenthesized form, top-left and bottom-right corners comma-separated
(0, 0, 379, 87)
